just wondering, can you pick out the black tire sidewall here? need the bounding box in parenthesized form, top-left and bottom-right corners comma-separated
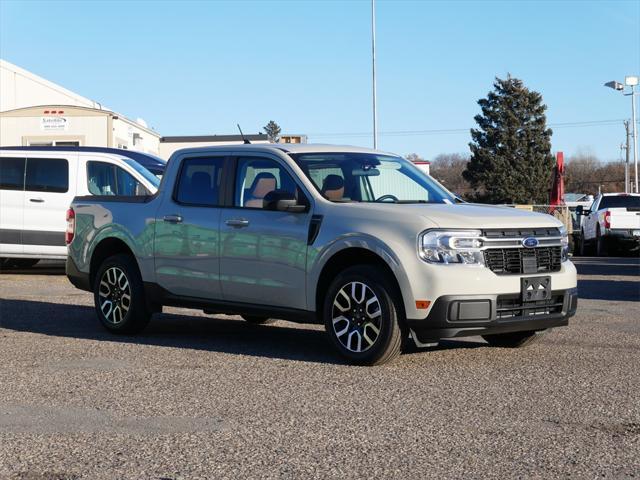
(323, 266, 401, 365)
(93, 254, 150, 334)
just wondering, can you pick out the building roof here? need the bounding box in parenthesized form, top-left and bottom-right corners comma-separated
(160, 134, 268, 143)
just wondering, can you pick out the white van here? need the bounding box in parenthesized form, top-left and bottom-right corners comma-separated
(0, 148, 161, 267)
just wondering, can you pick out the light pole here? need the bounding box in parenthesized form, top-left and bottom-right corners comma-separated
(371, 0, 378, 150)
(605, 76, 639, 193)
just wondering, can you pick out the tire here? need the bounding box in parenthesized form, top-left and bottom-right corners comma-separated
(596, 226, 608, 257)
(483, 329, 546, 348)
(323, 265, 403, 366)
(2, 258, 40, 269)
(241, 315, 276, 325)
(93, 254, 152, 334)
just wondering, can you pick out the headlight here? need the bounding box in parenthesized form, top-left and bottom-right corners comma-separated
(559, 225, 569, 261)
(419, 230, 485, 265)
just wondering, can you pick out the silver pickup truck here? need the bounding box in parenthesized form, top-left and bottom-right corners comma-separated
(66, 144, 578, 365)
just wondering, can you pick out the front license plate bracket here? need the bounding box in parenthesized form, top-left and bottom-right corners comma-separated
(521, 276, 551, 302)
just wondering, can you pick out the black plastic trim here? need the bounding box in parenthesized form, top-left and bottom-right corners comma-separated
(407, 288, 578, 343)
(143, 282, 319, 324)
(308, 214, 323, 245)
(0, 228, 65, 246)
(66, 256, 91, 292)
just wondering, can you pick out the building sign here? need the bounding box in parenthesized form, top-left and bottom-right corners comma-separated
(40, 116, 68, 131)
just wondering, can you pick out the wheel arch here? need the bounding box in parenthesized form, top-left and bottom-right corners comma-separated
(312, 246, 408, 322)
(89, 237, 138, 289)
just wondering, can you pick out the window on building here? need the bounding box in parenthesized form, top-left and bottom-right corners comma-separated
(25, 158, 69, 193)
(0, 157, 26, 190)
(175, 157, 224, 206)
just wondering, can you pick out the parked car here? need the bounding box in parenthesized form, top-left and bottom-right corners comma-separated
(0, 147, 161, 267)
(576, 193, 640, 256)
(66, 144, 578, 365)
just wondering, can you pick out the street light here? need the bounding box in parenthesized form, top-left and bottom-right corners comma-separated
(605, 75, 639, 193)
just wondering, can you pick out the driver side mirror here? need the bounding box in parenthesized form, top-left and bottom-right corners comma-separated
(576, 205, 590, 216)
(263, 189, 307, 213)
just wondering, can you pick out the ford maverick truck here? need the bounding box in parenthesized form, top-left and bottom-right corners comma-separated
(66, 144, 578, 365)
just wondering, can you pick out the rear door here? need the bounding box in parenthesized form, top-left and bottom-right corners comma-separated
(154, 155, 227, 299)
(0, 155, 26, 255)
(22, 154, 75, 256)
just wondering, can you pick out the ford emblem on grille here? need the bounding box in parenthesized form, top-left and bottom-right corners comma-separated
(522, 237, 539, 248)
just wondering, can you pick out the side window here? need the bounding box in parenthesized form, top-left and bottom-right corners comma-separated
(87, 161, 149, 196)
(0, 157, 26, 191)
(25, 158, 69, 193)
(235, 157, 299, 208)
(175, 156, 224, 206)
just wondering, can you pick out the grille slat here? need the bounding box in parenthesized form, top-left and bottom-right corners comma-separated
(484, 246, 562, 274)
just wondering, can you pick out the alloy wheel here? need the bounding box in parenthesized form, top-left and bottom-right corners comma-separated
(98, 267, 131, 325)
(331, 281, 382, 353)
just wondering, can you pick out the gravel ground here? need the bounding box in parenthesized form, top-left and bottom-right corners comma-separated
(0, 257, 638, 480)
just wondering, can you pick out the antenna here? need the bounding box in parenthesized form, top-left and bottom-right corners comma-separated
(237, 124, 251, 144)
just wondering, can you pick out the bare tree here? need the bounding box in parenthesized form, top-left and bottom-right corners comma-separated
(565, 150, 625, 194)
(430, 153, 472, 197)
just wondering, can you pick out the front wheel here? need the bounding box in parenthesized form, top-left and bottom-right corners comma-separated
(324, 265, 403, 366)
(94, 254, 151, 334)
(483, 329, 546, 348)
(596, 226, 608, 257)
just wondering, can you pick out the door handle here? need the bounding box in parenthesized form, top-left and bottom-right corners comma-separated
(29, 198, 44, 203)
(225, 218, 250, 228)
(163, 214, 183, 223)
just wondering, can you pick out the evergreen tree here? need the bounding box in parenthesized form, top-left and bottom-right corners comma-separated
(263, 120, 282, 143)
(463, 75, 554, 204)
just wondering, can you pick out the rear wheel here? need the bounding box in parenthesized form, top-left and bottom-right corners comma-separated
(596, 226, 608, 257)
(483, 329, 546, 348)
(241, 315, 275, 325)
(324, 265, 403, 366)
(93, 254, 151, 334)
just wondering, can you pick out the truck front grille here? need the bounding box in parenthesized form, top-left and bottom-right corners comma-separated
(483, 246, 562, 274)
(496, 293, 565, 319)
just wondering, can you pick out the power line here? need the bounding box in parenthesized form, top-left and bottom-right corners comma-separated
(308, 119, 639, 139)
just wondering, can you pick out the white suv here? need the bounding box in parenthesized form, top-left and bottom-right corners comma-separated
(0, 147, 161, 267)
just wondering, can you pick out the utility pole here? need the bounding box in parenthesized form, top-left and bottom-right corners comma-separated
(630, 83, 638, 193)
(623, 120, 630, 193)
(371, 0, 378, 150)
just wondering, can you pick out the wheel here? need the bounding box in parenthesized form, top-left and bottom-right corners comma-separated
(324, 265, 403, 366)
(483, 329, 546, 348)
(596, 226, 608, 257)
(241, 315, 275, 325)
(2, 258, 40, 269)
(94, 254, 152, 334)
(578, 230, 591, 256)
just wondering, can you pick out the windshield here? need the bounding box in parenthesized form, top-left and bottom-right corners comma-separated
(123, 158, 161, 190)
(599, 195, 640, 209)
(289, 152, 455, 204)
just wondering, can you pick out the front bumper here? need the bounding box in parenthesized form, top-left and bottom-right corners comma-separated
(407, 287, 578, 344)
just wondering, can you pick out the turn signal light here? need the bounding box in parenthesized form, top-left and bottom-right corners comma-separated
(415, 300, 431, 309)
(65, 208, 75, 245)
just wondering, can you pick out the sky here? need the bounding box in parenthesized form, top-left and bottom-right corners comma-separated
(1, 0, 639, 161)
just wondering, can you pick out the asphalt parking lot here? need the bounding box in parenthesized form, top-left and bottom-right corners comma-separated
(0, 257, 638, 480)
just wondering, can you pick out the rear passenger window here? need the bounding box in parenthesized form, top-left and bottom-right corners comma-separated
(175, 157, 224, 207)
(25, 158, 69, 193)
(87, 161, 149, 196)
(0, 157, 26, 190)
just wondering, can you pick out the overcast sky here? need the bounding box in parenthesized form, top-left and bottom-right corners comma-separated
(1, 0, 639, 161)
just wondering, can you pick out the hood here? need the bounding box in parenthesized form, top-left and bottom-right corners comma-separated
(331, 202, 561, 230)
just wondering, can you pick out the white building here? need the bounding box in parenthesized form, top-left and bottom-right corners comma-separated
(0, 59, 160, 154)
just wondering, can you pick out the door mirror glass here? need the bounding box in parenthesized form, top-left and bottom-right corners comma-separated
(575, 205, 583, 216)
(263, 189, 307, 212)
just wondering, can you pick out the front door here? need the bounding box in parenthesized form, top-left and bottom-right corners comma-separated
(154, 155, 226, 299)
(219, 156, 311, 311)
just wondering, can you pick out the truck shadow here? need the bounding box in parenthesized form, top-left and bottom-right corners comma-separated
(578, 279, 640, 302)
(0, 299, 485, 365)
